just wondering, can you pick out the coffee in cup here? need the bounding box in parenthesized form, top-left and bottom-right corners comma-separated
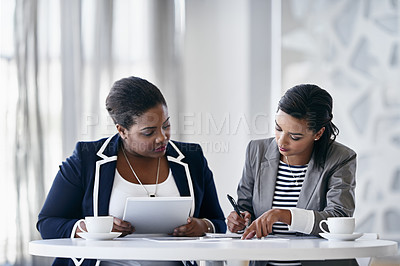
(319, 217, 355, 234)
(77, 216, 114, 234)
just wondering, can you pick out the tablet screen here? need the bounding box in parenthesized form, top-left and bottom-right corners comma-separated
(122, 197, 193, 234)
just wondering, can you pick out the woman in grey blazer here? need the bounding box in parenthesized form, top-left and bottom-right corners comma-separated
(227, 84, 357, 266)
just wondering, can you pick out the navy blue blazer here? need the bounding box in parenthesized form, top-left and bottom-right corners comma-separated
(37, 134, 226, 266)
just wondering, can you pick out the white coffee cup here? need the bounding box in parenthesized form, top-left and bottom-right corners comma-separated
(77, 216, 114, 234)
(319, 217, 355, 234)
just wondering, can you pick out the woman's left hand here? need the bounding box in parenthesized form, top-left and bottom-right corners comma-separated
(242, 209, 291, 239)
(112, 217, 135, 237)
(173, 217, 208, 237)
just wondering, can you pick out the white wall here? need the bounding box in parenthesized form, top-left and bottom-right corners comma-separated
(180, 0, 250, 217)
(176, 0, 277, 218)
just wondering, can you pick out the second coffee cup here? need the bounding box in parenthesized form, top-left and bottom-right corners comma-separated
(319, 217, 355, 234)
(77, 216, 114, 234)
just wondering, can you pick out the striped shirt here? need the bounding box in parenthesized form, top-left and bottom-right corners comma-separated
(268, 161, 308, 266)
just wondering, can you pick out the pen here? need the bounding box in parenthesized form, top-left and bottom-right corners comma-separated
(227, 194, 243, 218)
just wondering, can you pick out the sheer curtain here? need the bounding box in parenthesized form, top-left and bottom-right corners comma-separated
(1, 0, 63, 264)
(0, 0, 182, 265)
(1, 0, 50, 265)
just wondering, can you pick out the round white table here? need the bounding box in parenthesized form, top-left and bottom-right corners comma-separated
(29, 235, 398, 265)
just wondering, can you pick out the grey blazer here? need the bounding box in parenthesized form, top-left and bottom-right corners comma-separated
(237, 137, 357, 234)
(237, 138, 358, 266)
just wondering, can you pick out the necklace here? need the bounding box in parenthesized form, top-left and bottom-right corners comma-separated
(285, 156, 307, 186)
(121, 146, 160, 197)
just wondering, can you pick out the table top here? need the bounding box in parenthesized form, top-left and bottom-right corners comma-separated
(29, 234, 398, 261)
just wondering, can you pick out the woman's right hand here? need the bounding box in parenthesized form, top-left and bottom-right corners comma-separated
(112, 217, 135, 237)
(74, 217, 135, 238)
(227, 211, 251, 233)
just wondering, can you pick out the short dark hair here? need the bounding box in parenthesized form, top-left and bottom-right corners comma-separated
(105, 76, 167, 129)
(278, 84, 339, 166)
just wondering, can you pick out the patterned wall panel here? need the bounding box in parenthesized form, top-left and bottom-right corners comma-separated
(281, 0, 400, 241)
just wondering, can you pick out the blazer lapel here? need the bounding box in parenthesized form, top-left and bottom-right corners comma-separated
(169, 162, 191, 196)
(297, 155, 323, 208)
(166, 141, 195, 216)
(93, 134, 119, 216)
(259, 140, 280, 212)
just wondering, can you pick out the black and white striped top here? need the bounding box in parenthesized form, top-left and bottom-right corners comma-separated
(268, 161, 308, 266)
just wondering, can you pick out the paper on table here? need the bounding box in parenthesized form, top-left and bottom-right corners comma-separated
(143, 236, 199, 241)
(251, 234, 319, 240)
(206, 233, 290, 240)
(143, 236, 234, 242)
(206, 233, 242, 238)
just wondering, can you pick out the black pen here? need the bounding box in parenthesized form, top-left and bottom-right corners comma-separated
(227, 194, 243, 218)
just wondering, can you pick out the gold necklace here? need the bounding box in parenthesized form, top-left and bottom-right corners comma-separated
(121, 146, 160, 197)
(285, 156, 307, 186)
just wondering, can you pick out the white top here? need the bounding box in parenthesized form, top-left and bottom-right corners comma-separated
(109, 169, 181, 219)
(105, 170, 182, 266)
(270, 161, 315, 235)
(272, 161, 307, 237)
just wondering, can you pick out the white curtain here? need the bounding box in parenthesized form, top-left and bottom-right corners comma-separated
(0, 0, 182, 265)
(2, 0, 50, 265)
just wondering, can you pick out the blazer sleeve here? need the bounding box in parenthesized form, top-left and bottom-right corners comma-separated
(36, 142, 86, 239)
(237, 140, 256, 221)
(195, 146, 227, 233)
(310, 147, 357, 235)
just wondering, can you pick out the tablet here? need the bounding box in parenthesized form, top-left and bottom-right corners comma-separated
(122, 197, 193, 234)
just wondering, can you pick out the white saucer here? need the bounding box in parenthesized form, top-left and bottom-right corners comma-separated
(319, 232, 363, 241)
(77, 232, 122, 240)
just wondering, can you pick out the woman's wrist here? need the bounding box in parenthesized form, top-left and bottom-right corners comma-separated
(201, 218, 213, 233)
(71, 219, 85, 238)
(279, 209, 292, 225)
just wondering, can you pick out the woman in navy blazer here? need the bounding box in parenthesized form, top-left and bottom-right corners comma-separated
(37, 76, 226, 266)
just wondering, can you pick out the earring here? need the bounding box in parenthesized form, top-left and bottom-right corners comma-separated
(315, 138, 318, 141)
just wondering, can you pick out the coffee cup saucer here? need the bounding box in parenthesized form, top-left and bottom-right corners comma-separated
(319, 232, 363, 241)
(77, 232, 122, 240)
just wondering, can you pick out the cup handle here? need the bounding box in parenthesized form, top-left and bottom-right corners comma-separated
(319, 220, 329, 234)
(77, 219, 87, 233)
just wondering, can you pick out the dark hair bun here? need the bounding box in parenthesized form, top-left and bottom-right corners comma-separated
(106, 76, 167, 129)
(278, 84, 339, 166)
